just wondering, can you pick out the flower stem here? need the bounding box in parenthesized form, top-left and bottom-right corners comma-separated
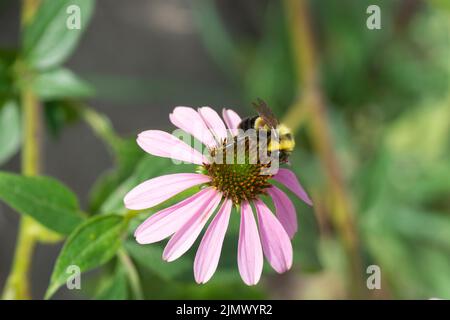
(2, 0, 42, 300)
(2, 218, 37, 299)
(117, 249, 144, 300)
(21, 84, 42, 177)
(283, 0, 365, 298)
(2, 87, 41, 299)
(20, 0, 40, 28)
(80, 106, 120, 152)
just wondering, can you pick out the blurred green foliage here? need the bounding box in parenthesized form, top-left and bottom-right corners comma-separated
(192, 0, 450, 299)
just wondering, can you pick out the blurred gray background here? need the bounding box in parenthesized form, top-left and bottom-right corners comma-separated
(0, 0, 247, 299)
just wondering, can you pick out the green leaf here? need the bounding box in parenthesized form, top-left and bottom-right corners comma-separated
(33, 68, 94, 100)
(0, 101, 21, 166)
(46, 214, 126, 299)
(44, 100, 82, 138)
(385, 99, 450, 163)
(390, 208, 450, 251)
(191, 0, 239, 77)
(88, 138, 143, 213)
(430, 0, 450, 11)
(363, 208, 450, 299)
(124, 241, 191, 282)
(22, 0, 95, 70)
(0, 49, 17, 100)
(95, 266, 129, 300)
(98, 155, 192, 214)
(0, 172, 84, 234)
(243, 1, 296, 112)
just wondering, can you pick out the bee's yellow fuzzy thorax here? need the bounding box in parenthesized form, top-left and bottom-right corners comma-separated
(267, 124, 295, 153)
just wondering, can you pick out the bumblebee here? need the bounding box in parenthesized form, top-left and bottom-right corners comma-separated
(237, 99, 295, 163)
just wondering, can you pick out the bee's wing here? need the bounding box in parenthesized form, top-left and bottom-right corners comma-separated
(222, 133, 260, 163)
(252, 98, 279, 128)
(223, 133, 258, 152)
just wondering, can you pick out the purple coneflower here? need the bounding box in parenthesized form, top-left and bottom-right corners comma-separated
(124, 107, 312, 285)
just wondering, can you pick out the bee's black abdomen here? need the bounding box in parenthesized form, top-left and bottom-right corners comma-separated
(238, 116, 258, 131)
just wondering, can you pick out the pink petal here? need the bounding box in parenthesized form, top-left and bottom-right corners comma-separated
(267, 186, 297, 238)
(135, 187, 216, 244)
(137, 130, 207, 165)
(169, 106, 217, 149)
(194, 199, 232, 284)
(124, 173, 210, 210)
(198, 107, 228, 143)
(238, 201, 263, 286)
(163, 191, 222, 262)
(272, 168, 313, 206)
(222, 108, 242, 135)
(254, 199, 293, 273)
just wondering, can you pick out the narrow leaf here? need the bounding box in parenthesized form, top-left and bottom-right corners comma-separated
(124, 241, 191, 282)
(0, 101, 21, 165)
(23, 0, 95, 70)
(33, 68, 94, 100)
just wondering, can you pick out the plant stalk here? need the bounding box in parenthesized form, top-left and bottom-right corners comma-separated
(2, 88, 41, 299)
(283, 0, 365, 298)
(118, 249, 144, 300)
(80, 106, 119, 151)
(2, 0, 42, 300)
